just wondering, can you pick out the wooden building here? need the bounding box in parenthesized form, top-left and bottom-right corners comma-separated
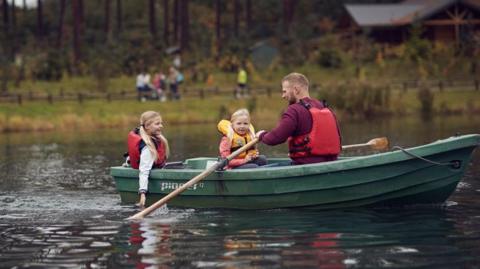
(343, 0, 480, 44)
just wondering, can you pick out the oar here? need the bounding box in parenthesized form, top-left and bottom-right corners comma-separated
(342, 137, 389, 150)
(127, 137, 260, 220)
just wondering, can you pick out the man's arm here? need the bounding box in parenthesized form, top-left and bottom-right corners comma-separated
(259, 109, 297, 145)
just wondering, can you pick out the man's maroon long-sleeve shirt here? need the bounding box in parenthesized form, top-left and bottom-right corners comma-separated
(258, 97, 338, 164)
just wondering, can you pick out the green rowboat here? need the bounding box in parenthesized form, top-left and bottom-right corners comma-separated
(111, 134, 480, 209)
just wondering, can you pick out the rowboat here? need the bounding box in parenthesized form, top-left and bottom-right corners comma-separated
(111, 134, 480, 209)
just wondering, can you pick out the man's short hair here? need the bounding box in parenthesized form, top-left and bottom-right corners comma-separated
(282, 72, 309, 90)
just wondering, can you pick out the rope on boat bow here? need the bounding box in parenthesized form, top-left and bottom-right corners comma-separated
(392, 146, 461, 169)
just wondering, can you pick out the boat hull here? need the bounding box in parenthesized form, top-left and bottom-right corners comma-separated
(111, 134, 480, 209)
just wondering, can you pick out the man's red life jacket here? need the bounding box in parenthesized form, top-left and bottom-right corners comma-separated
(127, 129, 166, 169)
(288, 101, 341, 159)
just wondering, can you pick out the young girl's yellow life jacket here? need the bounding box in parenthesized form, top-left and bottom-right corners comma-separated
(217, 119, 258, 159)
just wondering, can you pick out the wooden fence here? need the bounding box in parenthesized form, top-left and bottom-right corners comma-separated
(0, 79, 478, 105)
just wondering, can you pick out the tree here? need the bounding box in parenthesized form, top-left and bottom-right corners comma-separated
(173, 0, 179, 43)
(72, 0, 82, 65)
(246, 0, 251, 30)
(233, 0, 239, 37)
(283, 0, 297, 35)
(78, 0, 84, 35)
(37, 0, 43, 39)
(149, 0, 157, 37)
(163, 0, 169, 45)
(116, 0, 122, 33)
(11, 0, 15, 30)
(3, 0, 9, 33)
(105, 0, 111, 36)
(57, 0, 66, 48)
(215, 0, 221, 49)
(180, 0, 189, 50)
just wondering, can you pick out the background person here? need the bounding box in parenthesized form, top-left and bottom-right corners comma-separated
(235, 66, 248, 99)
(136, 71, 152, 101)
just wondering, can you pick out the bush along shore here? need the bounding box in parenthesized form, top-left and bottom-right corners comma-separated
(1, 81, 479, 133)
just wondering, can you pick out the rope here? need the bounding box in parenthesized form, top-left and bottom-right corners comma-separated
(392, 146, 461, 168)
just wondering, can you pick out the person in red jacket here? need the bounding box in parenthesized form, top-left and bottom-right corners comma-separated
(128, 111, 170, 207)
(256, 72, 341, 165)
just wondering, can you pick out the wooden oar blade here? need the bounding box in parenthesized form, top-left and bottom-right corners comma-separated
(368, 137, 389, 150)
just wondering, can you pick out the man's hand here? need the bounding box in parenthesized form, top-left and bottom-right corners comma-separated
(256, 130, 266, 138)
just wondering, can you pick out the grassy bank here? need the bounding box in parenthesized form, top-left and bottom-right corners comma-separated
(1, 88, 479, 133)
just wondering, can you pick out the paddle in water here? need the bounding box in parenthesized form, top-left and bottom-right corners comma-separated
(127, 138, 260, 220)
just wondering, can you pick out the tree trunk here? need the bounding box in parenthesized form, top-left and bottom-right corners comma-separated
(173, 0, 179, 44)
(215, 0, 221, 58)
(149, 0, 157, 37)
(180, 0, 189, 50)
(2, 0, 8, 33)
(37, 0, 43, 39)
(233, 0, 239, 37)
(163, 0, 169, 45)
(11, 0, 15, 29)
(105, 0, 111, 36)
(246, 0, 251, 31)
(79, 0, 84, 35)
(57, 0, 66, 48)
(283, 0, 296, 35)
(72, 0, 82, 66)
(116, 0, 122, 33)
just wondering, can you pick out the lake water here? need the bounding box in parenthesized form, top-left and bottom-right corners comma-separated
(1, 115, 479, 268)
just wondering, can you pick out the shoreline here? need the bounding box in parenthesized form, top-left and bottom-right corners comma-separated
(1, 92, 479, 133)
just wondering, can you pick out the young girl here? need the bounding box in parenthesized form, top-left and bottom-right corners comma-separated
(218, 108, 267, 169)
(127, 111, 170, 207)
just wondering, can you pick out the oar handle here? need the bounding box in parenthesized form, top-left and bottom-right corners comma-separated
(342, 137, 389, 150)
(127, 138, 260, 220)
(341, 143, 367, 150)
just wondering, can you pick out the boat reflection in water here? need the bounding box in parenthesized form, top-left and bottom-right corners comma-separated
(120, 206, 467, 268)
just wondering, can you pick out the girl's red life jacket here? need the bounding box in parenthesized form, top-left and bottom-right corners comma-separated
(127, 129, 166, 169)
(288, 101, 341, 159)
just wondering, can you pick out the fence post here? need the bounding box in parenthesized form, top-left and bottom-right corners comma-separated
(403, 82, 407, 92)
(47, 93, 53, 104)
(199, 89, 204, 99)
(475, 80, 479, 91)
(267, 87, 271, 97)
(106, 93, 111, 102)
(17, 94, 22, 105)
(78, 93, 83, 103)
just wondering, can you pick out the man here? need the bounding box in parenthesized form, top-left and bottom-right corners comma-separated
(256, 72, 341, 165)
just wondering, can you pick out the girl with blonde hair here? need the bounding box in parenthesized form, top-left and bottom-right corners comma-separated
(217, 108, 267, 169)
(127, 111, 170, 206)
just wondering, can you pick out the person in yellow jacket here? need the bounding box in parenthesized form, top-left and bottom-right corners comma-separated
(236, 66, 248, 99)
(218, 108, 267, 169)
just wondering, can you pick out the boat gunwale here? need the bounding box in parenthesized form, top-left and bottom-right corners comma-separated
(110, 134, 480, 180)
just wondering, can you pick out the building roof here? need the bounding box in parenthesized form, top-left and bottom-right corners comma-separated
(345, 0, 480, 27)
